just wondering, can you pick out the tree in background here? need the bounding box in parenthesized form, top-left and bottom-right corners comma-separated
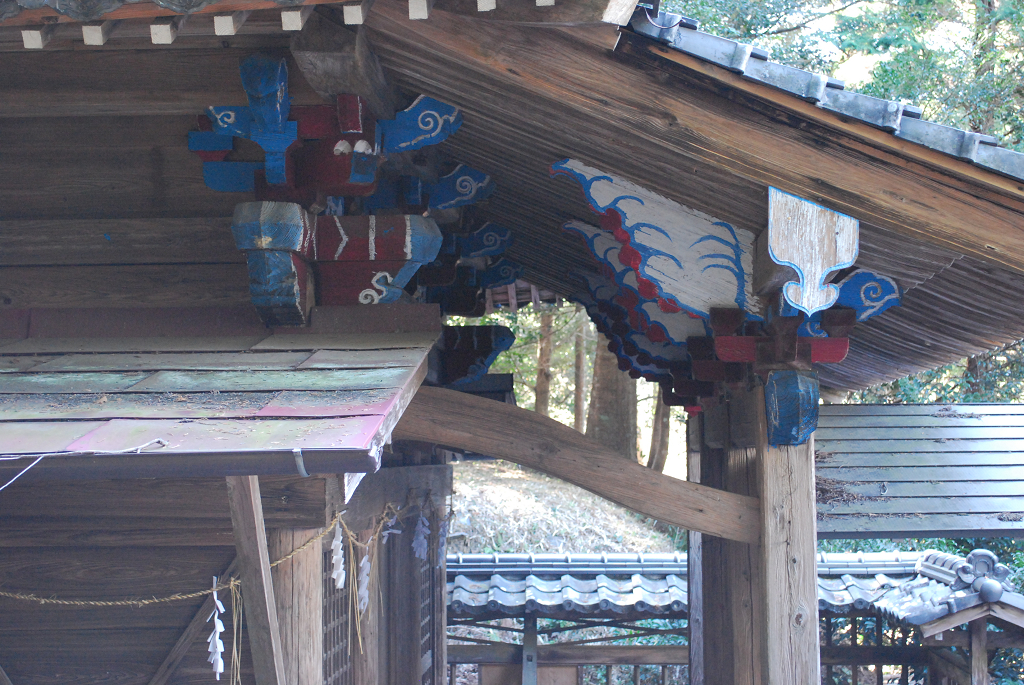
(586, 343, 639, 461)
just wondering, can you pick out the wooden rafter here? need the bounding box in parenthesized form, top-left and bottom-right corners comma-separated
(394, 386, 759, 543)
(226, 475, 286, 685)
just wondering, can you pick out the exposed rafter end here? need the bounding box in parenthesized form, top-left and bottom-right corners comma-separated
(150, 15, 185, 44)
(21, 24, 55, 49)
(342, 0, 374, 24)
(409, 0, 434, 20)
(214, 11, 251, 36)
(282, 5, 315, 30)
(82, 19, 118, 45)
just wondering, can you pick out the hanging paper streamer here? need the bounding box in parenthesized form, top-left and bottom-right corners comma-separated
(207, 576, 226, 680)
(357, 551, 371, 614)
(330, 520, 346, 590)
(381, 510, 402, 545)
(412, 513, 430, 561)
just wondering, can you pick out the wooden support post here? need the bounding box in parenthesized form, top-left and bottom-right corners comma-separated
(281, 5, 314, 31)
(21, 25, 55, 49)
(970, 619, 989, 685)
(150, 15, 185, 44)
(352, 529, 381, 685)
(268, 528, 323, 685)
(214, 11, 251, 35)
(226, 475, 287, 685)
(686, 415, 704, 685)
(523, 616, 539, 685)
(755, 385, 820, 685)
(82, 20, 117, 46)
(148, 558, 239, 685)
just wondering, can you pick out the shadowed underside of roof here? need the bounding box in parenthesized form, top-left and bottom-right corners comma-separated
(360, 6, 1024, 393)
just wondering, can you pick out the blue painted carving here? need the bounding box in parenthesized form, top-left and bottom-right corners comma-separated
(458, 222, 514, 259)
(764, 370, 819, 446)
(427, 165, 495, 210)
(443, 325, 515, 386)
(363, 177, 399, 214)
(323, 197, 345, 216)
(834, 270, 903, 321)
(349, 152, 378, 185)
(551, 159, 761, 321)
(204, 55, 297, 186)
(378, 95, 463, 154)
(202, 161, 264, 193)
(476, 258, 524, 289)
(378, 215, 444, 303)
(402, 176, 424, 206)
(188, 131, 233, 153)
(230, 201, 314, 325)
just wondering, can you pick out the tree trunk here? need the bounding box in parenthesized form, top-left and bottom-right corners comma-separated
(585, 341, 637, 461)
(574, 306, 586, 432)
(535, 312, 554, 416)
(648, 393, 671, 472)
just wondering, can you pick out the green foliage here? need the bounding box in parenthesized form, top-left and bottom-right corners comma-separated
(449, 303, 595, 425)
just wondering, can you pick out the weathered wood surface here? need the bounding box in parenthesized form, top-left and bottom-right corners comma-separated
(0, 264, 251, 309)
(147, 557, 237, 685)
(816, 403, 1024, 538)
(756, 387, 819, 685)
(0, 0, 349, 27)
(432, 0, 636, 25)
(364, 6, 1024, 279)
(395, 386, 760, 543)
(268, 528, 323, 685)
(447, 644, 690, 664)
(226, 475, 286, 685)
(0, 476, 331, 529)
(0, 217, 240, 266)
(0, 663, 13, 685)
(0, 50, 322, 118)
(767, 187, 859, 315)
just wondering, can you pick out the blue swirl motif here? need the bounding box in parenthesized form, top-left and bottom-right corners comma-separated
(835, 271, 902, 322)
(553, 160, 757, 320)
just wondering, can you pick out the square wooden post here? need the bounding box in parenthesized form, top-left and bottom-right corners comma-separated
(754, 387, 820, 685)
(268, 528, 325, 685)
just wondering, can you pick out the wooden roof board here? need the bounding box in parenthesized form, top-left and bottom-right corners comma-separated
(816, 404, 1024, 538)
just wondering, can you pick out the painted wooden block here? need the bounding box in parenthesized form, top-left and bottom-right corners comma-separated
(231, 202, 316, 326)
(240, 53, 290, 131)
(427, 164, 495, 210)
(552, 159, 762, 320)
(203, 161, 264, 193)
(315, 214, 443, 305)
(768, 187, 859, 316)
(564, 220, 707, 352)
(378, 95, 463, 154)
(292, 140, 379, 196)
(458, 222, 513, 258)
(764, 370, 819, 446)
(476, 258, 524, 289)
(436, 325, 514, 386)
(425, 265, 485, 315)
(834, 269, 902, 321)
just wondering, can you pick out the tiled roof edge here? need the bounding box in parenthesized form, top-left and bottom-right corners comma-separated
(628, 10, 1024, 184)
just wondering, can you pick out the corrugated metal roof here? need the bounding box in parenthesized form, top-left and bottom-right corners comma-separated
(448, 549, 1024, 628)
(816, 404, 1024, 538)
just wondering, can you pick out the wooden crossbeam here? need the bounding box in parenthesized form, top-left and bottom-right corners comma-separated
(394, 386, 759, 543)
(148, 558, 238, 685)
(226, 475, 286, 685)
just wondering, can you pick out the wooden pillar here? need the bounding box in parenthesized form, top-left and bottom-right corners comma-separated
(268, 528, 324, 685)
(353, 530, 382, 685)
(686, 416, 704, 685)
(754, 385, 820, 685)
(698, 402, 735, 685)
(226, 475, 286, 685)
(970, 619, 989, 685)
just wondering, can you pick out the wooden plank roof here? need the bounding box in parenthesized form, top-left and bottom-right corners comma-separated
(817, 404, 1024, 538)
(0, 304, 439, 482)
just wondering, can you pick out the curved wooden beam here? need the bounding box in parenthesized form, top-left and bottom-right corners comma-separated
(394, 386, 759, 543)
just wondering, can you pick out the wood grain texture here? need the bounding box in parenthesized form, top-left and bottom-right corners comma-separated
(756, 387, 819, 685)
(0, 265, 250, 309)
(394, 386, 759, 543)
(685, 415, 704, 685)
(970, 618, 989, 685)
(364, 7, 1024, 276)
(225, 475, 286, 685)
(147, 558, 237, 685)
(0, 662, 13, 685)
(0, 49, 322, 118)
(267, 529, 323, 685)
(0, 218, 240, 266)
